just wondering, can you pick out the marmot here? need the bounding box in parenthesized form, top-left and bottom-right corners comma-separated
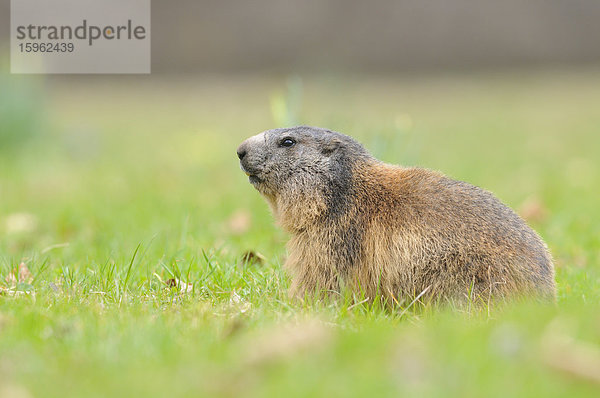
(236, 126, 555, 304)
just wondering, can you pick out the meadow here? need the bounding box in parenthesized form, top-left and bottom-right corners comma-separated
(0, 69, 599, 397)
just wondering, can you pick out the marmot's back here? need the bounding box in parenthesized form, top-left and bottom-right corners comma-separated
(237, 126, 556, 304)
(355, 165, 555, 301)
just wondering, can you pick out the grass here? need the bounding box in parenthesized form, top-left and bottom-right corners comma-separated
(1, 68, 599, 397)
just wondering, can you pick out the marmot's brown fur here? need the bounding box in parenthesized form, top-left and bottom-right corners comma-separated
(236, 126, 555, 304)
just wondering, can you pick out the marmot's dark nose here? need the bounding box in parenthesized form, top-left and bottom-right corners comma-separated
(237, 147, 247, 160)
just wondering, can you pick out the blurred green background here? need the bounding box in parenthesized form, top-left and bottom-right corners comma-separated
(1, 1, 600, 397)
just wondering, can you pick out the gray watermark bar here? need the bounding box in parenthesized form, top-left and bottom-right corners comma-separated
(11, 0, 151, 74)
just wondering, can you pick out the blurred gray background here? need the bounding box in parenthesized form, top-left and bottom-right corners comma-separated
(1, 0, 600, 73)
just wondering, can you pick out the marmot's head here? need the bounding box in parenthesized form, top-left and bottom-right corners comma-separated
(236, 126, 372, 229)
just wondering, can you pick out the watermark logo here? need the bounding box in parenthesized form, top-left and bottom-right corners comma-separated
(11, 0, 151, 74)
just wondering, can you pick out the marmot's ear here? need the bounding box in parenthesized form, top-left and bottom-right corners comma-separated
(321, 138, 342, 156)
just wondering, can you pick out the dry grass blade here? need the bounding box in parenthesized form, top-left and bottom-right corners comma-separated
(398, 286, 431, 318)
(243, 319, 332, 365)
(347, 297, 370, 311)
(542, 322, 600, 385)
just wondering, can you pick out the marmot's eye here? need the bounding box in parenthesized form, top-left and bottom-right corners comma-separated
(280, 138, 296, 147)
